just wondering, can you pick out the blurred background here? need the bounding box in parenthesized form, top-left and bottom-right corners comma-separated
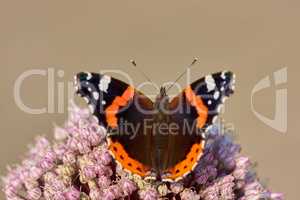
(0, 1, 298, 199)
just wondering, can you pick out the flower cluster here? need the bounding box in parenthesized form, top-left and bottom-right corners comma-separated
(2, 102, 283, 200)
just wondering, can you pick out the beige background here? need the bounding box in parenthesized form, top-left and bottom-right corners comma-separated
(0, 1, 299, 199)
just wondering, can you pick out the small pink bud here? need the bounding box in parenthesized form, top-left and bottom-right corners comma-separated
(103, 187, 118, 200)
(139, 188, 159, 200)
(89, 188, 102, 200)
(44, 150, 56, 162)
(82, 165, 97, 180)
(62, 151, 77, 164)
(97, 175, 111, 189)
(88, 131, 102, 146)
(100, 151, 112, 165)
(77, 140, 91, 154)
(29, 166, 43, 180)
(39, 159, 55, 171)
(64, 187, 80, 200)
(52, 192, 66, 200)
(120, 179, 137, 196)
(27, 187, 42, 200)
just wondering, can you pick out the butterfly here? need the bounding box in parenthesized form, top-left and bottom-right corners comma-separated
(74, 70, 235, 182)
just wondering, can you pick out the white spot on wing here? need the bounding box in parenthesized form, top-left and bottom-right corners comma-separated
(99, 75, 111, 93)
(175, 177, 183, 182)
(162, 178, 174, 182)
(124, 169, 133, 175)
(208, 100, 212, 105)
(213, 91, 220, 100)
(183, 171, 191, 178)
(221, 71, 227, 80)
(86, 72, 92, 80)
(145, 176, 157, 181)
(205, 75, 216, 92)
(92, 91, 99, 100)
(102, 100, 106, 105)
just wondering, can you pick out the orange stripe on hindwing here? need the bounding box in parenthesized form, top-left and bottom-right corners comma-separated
(164, 141, 205, 181)
(108, 139, 150, 177)
(184, 86, 208, 128)
(105, 86, 135, 128)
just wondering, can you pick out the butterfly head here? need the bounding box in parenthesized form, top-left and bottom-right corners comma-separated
(154, 87, 169, 113)
(159, 87, 167, 97)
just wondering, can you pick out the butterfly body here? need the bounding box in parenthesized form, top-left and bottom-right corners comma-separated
(75, 70, 235, 182)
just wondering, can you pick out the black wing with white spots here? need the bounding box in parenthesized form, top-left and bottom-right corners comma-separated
(74, 72, 129, 125)
(190, 70, 235, 131)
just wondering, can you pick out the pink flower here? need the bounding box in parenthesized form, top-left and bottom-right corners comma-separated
(180, 189, 201, 200)
(2, 102, 284, 200)
(94, 164, 113, 177)
(120, 179, 137, 196)
(170, 182, 184, 194)
(139, 188, 159, 200)
(82, 165, 97, 180)
(64, 187, 80, 200)
(102, 185, 123, 200)
(99, 151, 112, 165)
(89, 188, 102, 200)
(62, 151, 77, 164)
(97, 175, 111, 189)
(27, 187, 42, 200)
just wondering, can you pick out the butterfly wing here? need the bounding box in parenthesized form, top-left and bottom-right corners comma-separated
(162, 71, 235, 181)
(75, 72, 154, 177)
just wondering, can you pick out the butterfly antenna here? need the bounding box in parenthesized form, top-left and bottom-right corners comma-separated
(166, 57, 198, 92)
(130, 59, 153, 83)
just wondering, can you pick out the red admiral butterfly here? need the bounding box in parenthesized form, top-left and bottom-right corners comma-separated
(74, 70, 235, 182)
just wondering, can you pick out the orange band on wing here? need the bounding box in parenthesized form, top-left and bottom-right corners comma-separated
(108, 139, 149, 177)
(184, 86, 208, 128)
(164, 141, 204, 181)
(105, 86, 134, 128)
